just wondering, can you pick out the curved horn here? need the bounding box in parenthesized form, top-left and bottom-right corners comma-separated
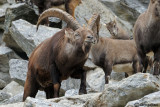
(88, 14, 100, 35)
(36, 8, 81, 31)
(87, 14, 100, 43)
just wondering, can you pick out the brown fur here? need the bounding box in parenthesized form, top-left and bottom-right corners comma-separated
(106, 20, 131, 40)
(65, 0, 81, 18)
(106, 20, 154, 76)
(90, 37, 141, 83)
(133, 0, 160, 75)
(23, 12, 100, 101)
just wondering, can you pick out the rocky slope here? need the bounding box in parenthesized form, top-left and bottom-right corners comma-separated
(0, 0, 160, 107)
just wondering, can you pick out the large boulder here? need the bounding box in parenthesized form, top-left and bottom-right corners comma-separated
(9, 59, 28, 85)
(126, 91, 160, 107)
(9, 19, 61, 57)
(0, 79, 6, 89)
(100, 0, 149, 26)
(0, 102, 24, 107)
(2, 81, 24, 97)
(3, 3, 38, 53)
(0, 81, 23, 104)
(85, 73, 160, 107)
(0, 91, 46, 105)
(0, 0, 7, 4)
(0, 3, 10, 30)
(24, 93, 101, 107)
(0, 46, 20, 86)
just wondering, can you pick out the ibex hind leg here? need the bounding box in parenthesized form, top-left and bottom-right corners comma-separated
(153, 48, 160, 75)
(23, 70, 39, 101)
(137, 49, 148, 73)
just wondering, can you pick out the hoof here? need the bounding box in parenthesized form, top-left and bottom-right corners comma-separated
(79, 89, 87, 95)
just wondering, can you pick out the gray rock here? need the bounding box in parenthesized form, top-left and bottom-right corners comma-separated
(75, 0, 133, 37)
(0, 72, 11, 88)
(3, 3, 38, 53)
(48, 93, 101, 107)
(24, 97, 66, 107)
(0, 0, 7, 5)
(121, 0, 149, 14)
(86, 68, 105, 93)
(1, 91, 47, 105)
(0, 91, 11, 102)
(125, 91, 160, 107)
(65, 89, 79, 97)
(85, 73, 160, 107)
(0, 92, 23, 105)
(0, 3, 10, 30)
(9, 59, 28, 85)
(2, 81, 24, 97)
(61, 77, 81, 92)
(0, 79, 6, 89)
(7, 0, 16, 5)
(0, 46, 20, 86)
(0, 102, 24, 107)
(9, 19, 61, 57)
(101, 0, 149, 26)
(0, 31, 4, 45)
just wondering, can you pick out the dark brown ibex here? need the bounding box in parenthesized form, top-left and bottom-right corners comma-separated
(133, 0, 160, 75)
(23, 8, 100, 101)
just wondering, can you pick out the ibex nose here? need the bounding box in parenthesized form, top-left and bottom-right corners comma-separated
(87, 35, 93, 39)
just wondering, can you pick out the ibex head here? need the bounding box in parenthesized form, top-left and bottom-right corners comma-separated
(106, 20, 118, 37)
(37, 8, 100, 53)
(150, 0, 160, 18)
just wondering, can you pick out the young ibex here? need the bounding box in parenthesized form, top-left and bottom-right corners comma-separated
(106, 20, 131, 40)
(23, 8, 100, 101)
(90, 37, 141, 84)
(105, 20, 154, 77)
(133, 0, 160, 75)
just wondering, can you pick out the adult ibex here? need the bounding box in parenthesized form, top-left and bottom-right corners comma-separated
(133, 0, 160, 75)
(23, 8, 100, 101)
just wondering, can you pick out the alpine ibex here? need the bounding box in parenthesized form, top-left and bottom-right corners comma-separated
(106, 20, 131, 40)
(90, 37, 141, 84)
(23, 8, 100, 101)
(133, 0, 160, 75)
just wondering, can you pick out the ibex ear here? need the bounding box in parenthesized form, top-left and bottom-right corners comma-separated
(151, 0, 156, 3)
(65, 29, 74, 40)
(88, 14, 100, 41)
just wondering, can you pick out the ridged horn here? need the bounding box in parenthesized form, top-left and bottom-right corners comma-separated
(36, 8, 81, 31)
(88, 14, 100, 29)
(87, 14, 100, 42)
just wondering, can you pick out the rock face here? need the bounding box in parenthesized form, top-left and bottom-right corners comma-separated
(0, 0, 7, 4)
(101, 0, 149, 26)
(9, 19, 61, 57)
(85, 73, 160, 107)
(0, 81, 24, 104)
(24, 93, 101, 107)
(125, 91, 160, 107)
(0, 46, 20, 86)
(9, 59, 28, 85)
(0, 102, 24, 107)
(2, 81, 24, 97)
(75, 0, 133, 37)
(3, 3, 38, 53)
